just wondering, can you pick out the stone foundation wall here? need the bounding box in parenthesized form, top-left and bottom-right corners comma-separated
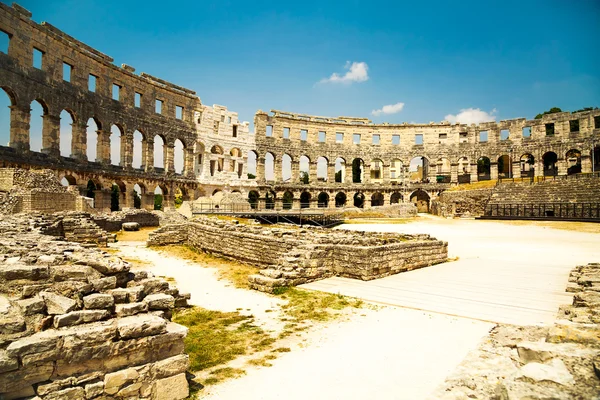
(92, 210, 161, 232)
(0, 215, 191, 399)
(148, 217, 448, 292)
(431, 188, 494, 217)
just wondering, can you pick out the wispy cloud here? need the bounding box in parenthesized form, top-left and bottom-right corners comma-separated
(444, 108, 497, 124)
(319, 61, 369, 84)
(371, 102, 405, 116)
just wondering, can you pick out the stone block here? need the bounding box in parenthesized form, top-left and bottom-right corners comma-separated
(44, 386, 85, 399)
(51, 264, 101, 282)
(6, 329, 63, 358)
(117, 314, 167, 339)
(83, 293, 115, 309)
(0, 385, 36, 400)
(152, 354, 189, 379)
(144, 293, 175, 310)
(1, 264, 49, 281)
(104, 367, 139, 395)
(61, 320, 117, 348)
(0, 361, 53, 392)
(122, 222, 140, 231)
(153, 372, 189, 400)
(0, 350, 18, 373)
(518, 358, 574, 386)
(115, 302, 147, 317)
(89, 276, 117, 291)
(85, 380, 104, 399)
(15, 296, 45, 315)
(41, 291, 77, 315)
(54, 309, 110, 328)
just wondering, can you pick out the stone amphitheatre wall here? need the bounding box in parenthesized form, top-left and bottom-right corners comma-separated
(431, 188, 495, 218)
(148, 217, 448, 292)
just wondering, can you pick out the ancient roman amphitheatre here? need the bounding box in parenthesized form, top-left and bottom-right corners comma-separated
(0, 2, 599, 400)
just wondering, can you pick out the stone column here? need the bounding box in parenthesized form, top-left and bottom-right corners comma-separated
(184, 148, 195, 177)
(290, 161, 299, 183)
(511, 161, 520, 178)
(164, 144, 175, 173)
(535, 160, 543, 177)
(96, 130, 111, 164)
(383, 192, 391, 206)
(121, 131, 133, 168)
(71, 121, 87, 161)
(557, 159, 567, 176)
(345, 163, 353, 184)
(450, 163, 458, 183)
(145, 139, 154, 172)
(9, 105, 30, 151)
(382, 162, 390, 183)
(142, 193, 155, 210)
(123, 184, 135, 209)
(42, 114, 60, 157)
(581, 154, 592, 173)
(309, 162, 318, 184)
(470, 164, 478, 183)
(327, 195, 336, 209)
(274, 158, 282, 182)
(325, 162, 332, 183)
(93, 190, 105, 211)
(256, 157, 265, 182)
(490, 162, 499, 180)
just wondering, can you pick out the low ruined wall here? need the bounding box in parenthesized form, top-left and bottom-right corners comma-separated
(431, 188, 493, 217)
(92, 210, 161, 232)
(17, 192, 77, 213)
(148, 217, 448, 292)
(0, 215, 191, 399)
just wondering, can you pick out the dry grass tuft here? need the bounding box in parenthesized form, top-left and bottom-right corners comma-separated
(202, 367, 246, 385)
(275, 287, 363, 323)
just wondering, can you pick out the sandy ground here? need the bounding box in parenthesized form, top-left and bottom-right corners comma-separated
(108, 217, 600, 399)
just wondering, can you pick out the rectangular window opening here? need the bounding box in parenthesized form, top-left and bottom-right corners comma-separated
(233, 125, 238, 138)
(283, 127, 290, 139)
(33, 47, 43, 69)
(522, 126, 531, 138)
(155, 99, 163, 114)
(88, 74, 97, 92)
(63, 62, 72, 83)
(266, 125, 273, 137)
(300, 129, 308, 141)
(569, 119, 579, 133)
(176, 106, 183, 120)
(353, 133, 361, 145)
(438, 133, 447, 144)
(392, 135, 400, 145)
(459, 132, 468, 143)
(594, 116, 600, 129)
(336, 132, 344, 143)
(221, 115, 225, 123)
(545, 123, 555, 136)
(318, 131, 326, 143)
(372, 134, 380, 145)
(112, 84, 120, 101)
(134, 92, 142, 108)
(228, 116, 232, 124)
(500, 129, 509, 141)
(479, 131, 488, 142)
(415, 134, 423, 145)
(0, 30, 9, 54)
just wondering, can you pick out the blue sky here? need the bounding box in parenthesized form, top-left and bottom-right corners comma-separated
(4, 0, 600, 126)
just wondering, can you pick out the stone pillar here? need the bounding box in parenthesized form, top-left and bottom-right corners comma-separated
(274, 158, 282, 182)
(382, 163, 390, 183)
(581, 154, 592, 173)
(557, 159, 567, 176)
(71, 121, 87, 161)
(140, 139, 148, 170)
(450, 163, 458, 183)
(511, 161, 520, 178)
(309, 162, 318, 184)
(256, 157, 265, 182)
(42, 114, 61, 157)
(121, 132, 133, 168)
(123, 185, 135, 209)
(345, 163, 353, 184)
(470, 164, 478, 183)
(325, 162, 332, 183)
(490, 162, 499, 180)
(535, 160, 543, 177)
(145, 139, 154, 171)
(165, 144, 175, 173)
(92, 190, 105, 211)
(9, 105, 30, 151)
(162, 194, 174, 210)
(96, 130, 111, 164)
(327, 195, 336, 209)
(184, 148, 195, 177)
(292, 197, 301, 210)
(142, 193, 155, 210)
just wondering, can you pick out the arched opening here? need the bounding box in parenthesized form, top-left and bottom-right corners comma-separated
(353, 192, 365, 208)
(520, 154, 535, 177)
(265, 152, 275, 181)
(174, 139, 185, 174)
(110, 181, 126, 212)
(133, 183, 144, 209)
(390, 159, 404, 183)
(436, 158, 451, 183)
(371, 192, 384, 207)
(542, 152, 558, 176)
(248, 190, 259, 209)
(370, 159, 383, 183)
(195, 142, 205, 176)
(390, 192, 402, 204)
(317, 157, 328, 182)
(29, 99, 46, 152)
(60, 175, 76, 186)
(282, 191, 293, 210)
(86, 118, 100, 162)
(409, 156, 429, 183)
(154, 185, 165, 210)
(132, 130, 144, 169)
(210, 145, 224, 176)
(299, 155, 310, 184)
(282, 154, 292, 182)
(0, 88, 13, 147)
(265, 190, 275, 209)
(300, 191, 311, 208)
(352, 159, 365, 183)
(457, 157, 470, 183)
(212, 189, 222, 196)
(477, 157, 491, 180)
(593, 146, 600, 172)
(566, 149, 581, 175)
(335, 192, 347, 207)
(410, 189, 430, 213)
(335, 157, 346, 183)
(110, 125, 122, 166)
(498, 155, 511, 178)
(154, 135, 165, 169)
(317, 192, 329, 208)
(247, 150, 257, 179)
(230, 147, 243, 178)
(59, 110, 74, 157)
(174, 186, 187, 208)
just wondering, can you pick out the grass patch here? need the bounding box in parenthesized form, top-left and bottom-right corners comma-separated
(246, 353, 277, 367)
(115, 226, 157, 241)
(447, 180, 498, 191)
(272, 347, 291, 353)
(275, 287, 363, 323)
(173, 307, 275, 372)
(155, 245, 259, 289)
(203, 367, 246, 385)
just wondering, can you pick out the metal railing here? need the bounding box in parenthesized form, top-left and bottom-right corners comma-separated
(483, 202, 600, 221)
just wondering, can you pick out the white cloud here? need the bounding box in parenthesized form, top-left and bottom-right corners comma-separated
(320, 61, 369, 84)
(444, 108, 497, 124)
(371, 102, 405, 116)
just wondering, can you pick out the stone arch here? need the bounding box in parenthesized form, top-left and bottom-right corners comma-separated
(370, 159, 383, 183)
(371, 192, 384, 207)
(317, 156, 328, 182)
(334, 157, 346, 183)
(477, 156, 491, 180)
(59, 109, 77, 158)
(60, 174, 77, 186)
(153, 134, 166, 169)
(390, 159, 403, 182)
(498, 154, 511, 178)
(566, 149, 581, 175)
(317, 192, 329, 208)
(0, 87, 13, 147)
(390, 192, 403, 204)
(210, 145, 224, 154)
(210, 145, 225, 176)
(335, 192, 347, 207)
(353, 192, 365, 208)
(457, 156, 470, 183)
(229, 147, 243, 178)
(29, 99, 48, 152)
(174, 138, 185, 174)
(247, 150, 258, 178)
(520, 153, 535, 177)
(265, 152, 275, 181)
(282, 190, 294, 210)
(282, 153, 292, 182)
(132, 130, 144, 169)
(133, 183, 146, 209)
(110, 125, 123, 166)
(410, 189, 430, 213)
(248, 190, 259, 209)
(86, 117, 101, 162)
(300, 191, 311, 208)
(299, 155, 310, 184)
(265, 190, 276, 209)
(352, 158, 365, 183)
(542, 151, 558, 176)
(409, 156, 429, 183)
(436, 158, 451, 183)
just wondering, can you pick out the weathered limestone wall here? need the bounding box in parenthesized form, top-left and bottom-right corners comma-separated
(92, 209, 160, 232)
(0, 215, 191, 399)
(148, 217, 448, 292)
(431, 188, 494, 217)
